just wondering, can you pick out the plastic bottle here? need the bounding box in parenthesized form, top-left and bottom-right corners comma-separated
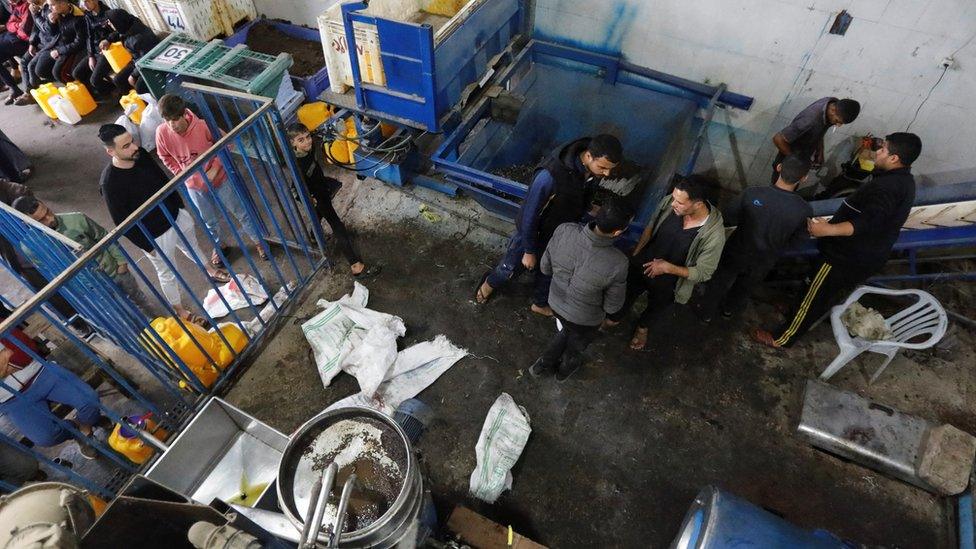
(296, 101, 331, 132)
(29, 83, 60, 120)
(58, 81, 97, 116)
(49, 96, 82, 125)
(103, 42, 132, 73)
(119, 90, 146, 124)
(142, 317, 248, 388)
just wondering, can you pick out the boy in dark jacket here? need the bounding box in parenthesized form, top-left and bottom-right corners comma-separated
(71, 0, 112, 96)
(31, 0, 86, 86)
(286, 123, 377, 277)
(100, 9, 157, 93)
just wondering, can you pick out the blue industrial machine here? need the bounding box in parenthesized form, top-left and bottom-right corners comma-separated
(315, 0, 976, 290)
(314, 0, 751, 230)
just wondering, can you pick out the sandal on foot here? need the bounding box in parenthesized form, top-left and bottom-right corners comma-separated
(751, 329, 782, 349)
(352, 264, 382, 278)
(207, 269, 231, 284)
(629, 327, 649, 351)
(178, 309, 210, 328)
(474, 272, 493, 304)
(210, 248, 227, 268)
(530, 304, 554, 317)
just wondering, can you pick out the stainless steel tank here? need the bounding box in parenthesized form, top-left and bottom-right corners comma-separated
(276, 407, 423, 548)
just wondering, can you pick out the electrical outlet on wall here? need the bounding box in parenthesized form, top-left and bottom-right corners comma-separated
(940, 56, 955, 69)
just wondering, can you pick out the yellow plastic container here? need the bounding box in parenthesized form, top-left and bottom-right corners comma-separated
(30, 83, 59, 120)
(296, 101, 331, 132)
(58, 81, 97, 116)
(103, 42, 132, 73)
(119, 90, 146, 124)
(141, 318, 248, 388)
(108, 417, 168, 465)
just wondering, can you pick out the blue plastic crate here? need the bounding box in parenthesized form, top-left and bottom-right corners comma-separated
(226, 18, 330, 100)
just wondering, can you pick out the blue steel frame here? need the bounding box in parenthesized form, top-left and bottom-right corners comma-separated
(0, 83, 328, 498)
(429, 39, 752, 225)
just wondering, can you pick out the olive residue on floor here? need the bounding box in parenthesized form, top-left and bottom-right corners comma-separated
(245, 21, 325, 77)
(226, 224, 968, 548)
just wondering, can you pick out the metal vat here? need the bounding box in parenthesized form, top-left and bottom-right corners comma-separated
(276, 407, 423, 548)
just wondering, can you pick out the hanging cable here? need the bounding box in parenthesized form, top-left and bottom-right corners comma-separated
(905, 65, 949, 131)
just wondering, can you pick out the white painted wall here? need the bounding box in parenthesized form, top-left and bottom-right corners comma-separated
(534, 0, 976, 189)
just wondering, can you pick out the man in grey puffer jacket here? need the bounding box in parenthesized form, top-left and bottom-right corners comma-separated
(530, 199, 633, 381)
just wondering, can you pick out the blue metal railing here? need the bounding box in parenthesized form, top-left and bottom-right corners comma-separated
(0, 83, 327, 498)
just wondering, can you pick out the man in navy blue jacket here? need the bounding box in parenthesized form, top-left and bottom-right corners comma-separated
(475, 134, 622, 316)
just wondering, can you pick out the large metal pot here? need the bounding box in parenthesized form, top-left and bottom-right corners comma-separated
(276, 407, 423, 548)
(0, 481, 98, 548)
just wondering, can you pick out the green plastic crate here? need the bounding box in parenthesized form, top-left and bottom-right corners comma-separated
(137, 33, 293, 100)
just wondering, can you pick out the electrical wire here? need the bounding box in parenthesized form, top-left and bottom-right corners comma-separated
(313, 113, 419, 171)
(905, 64, 949, 131)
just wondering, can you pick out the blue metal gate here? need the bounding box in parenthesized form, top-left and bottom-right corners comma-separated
(0, 84, 326, 498)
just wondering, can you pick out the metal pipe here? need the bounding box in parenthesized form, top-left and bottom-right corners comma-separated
(306, 463, 338, 548)
(298, 477, 323, 546)
(329, 474, 357, 548)
(680, 83, 727, 177)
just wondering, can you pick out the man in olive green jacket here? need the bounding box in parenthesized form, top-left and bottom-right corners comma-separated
(607, 176, 725, 350)
(13, 196, 159, 318)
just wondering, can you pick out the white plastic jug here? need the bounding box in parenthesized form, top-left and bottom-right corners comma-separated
(49, 95, 82, 125)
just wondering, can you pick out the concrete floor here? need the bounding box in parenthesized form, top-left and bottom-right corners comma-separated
(4, 100, 974, 547)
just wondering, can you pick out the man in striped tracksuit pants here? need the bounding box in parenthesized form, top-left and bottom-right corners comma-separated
(753, 132, 921, 348)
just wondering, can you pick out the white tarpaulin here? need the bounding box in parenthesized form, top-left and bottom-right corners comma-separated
(469, 393, 532, 503)
(203, 274, 269, 319)
(302, 283, 467, 415)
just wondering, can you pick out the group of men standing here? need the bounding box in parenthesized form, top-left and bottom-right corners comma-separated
(476, 96, 921, 380)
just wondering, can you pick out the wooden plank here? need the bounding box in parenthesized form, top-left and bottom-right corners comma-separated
(447, 506, 548, 549)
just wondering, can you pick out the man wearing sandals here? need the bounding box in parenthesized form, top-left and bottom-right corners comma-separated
(475, 135, 622, 316)
(606, 175, 725, 350)
(156, 94, 266, 267)
(98, 124, 231, 324)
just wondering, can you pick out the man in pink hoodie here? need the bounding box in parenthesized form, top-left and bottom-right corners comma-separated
(155, 94, 265, 267)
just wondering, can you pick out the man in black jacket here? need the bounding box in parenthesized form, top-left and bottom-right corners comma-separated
(474, 134, 622, 316)
(754, 132, 920, 348)
(71, 0, 112, 96)
(31, 0, 85, 86)
(698, 154, 812, 322)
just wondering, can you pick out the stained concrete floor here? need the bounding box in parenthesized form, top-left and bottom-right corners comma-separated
(4, 100, 975, 547)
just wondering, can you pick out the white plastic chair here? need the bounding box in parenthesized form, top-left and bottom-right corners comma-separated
(820, 286, 948, 383)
